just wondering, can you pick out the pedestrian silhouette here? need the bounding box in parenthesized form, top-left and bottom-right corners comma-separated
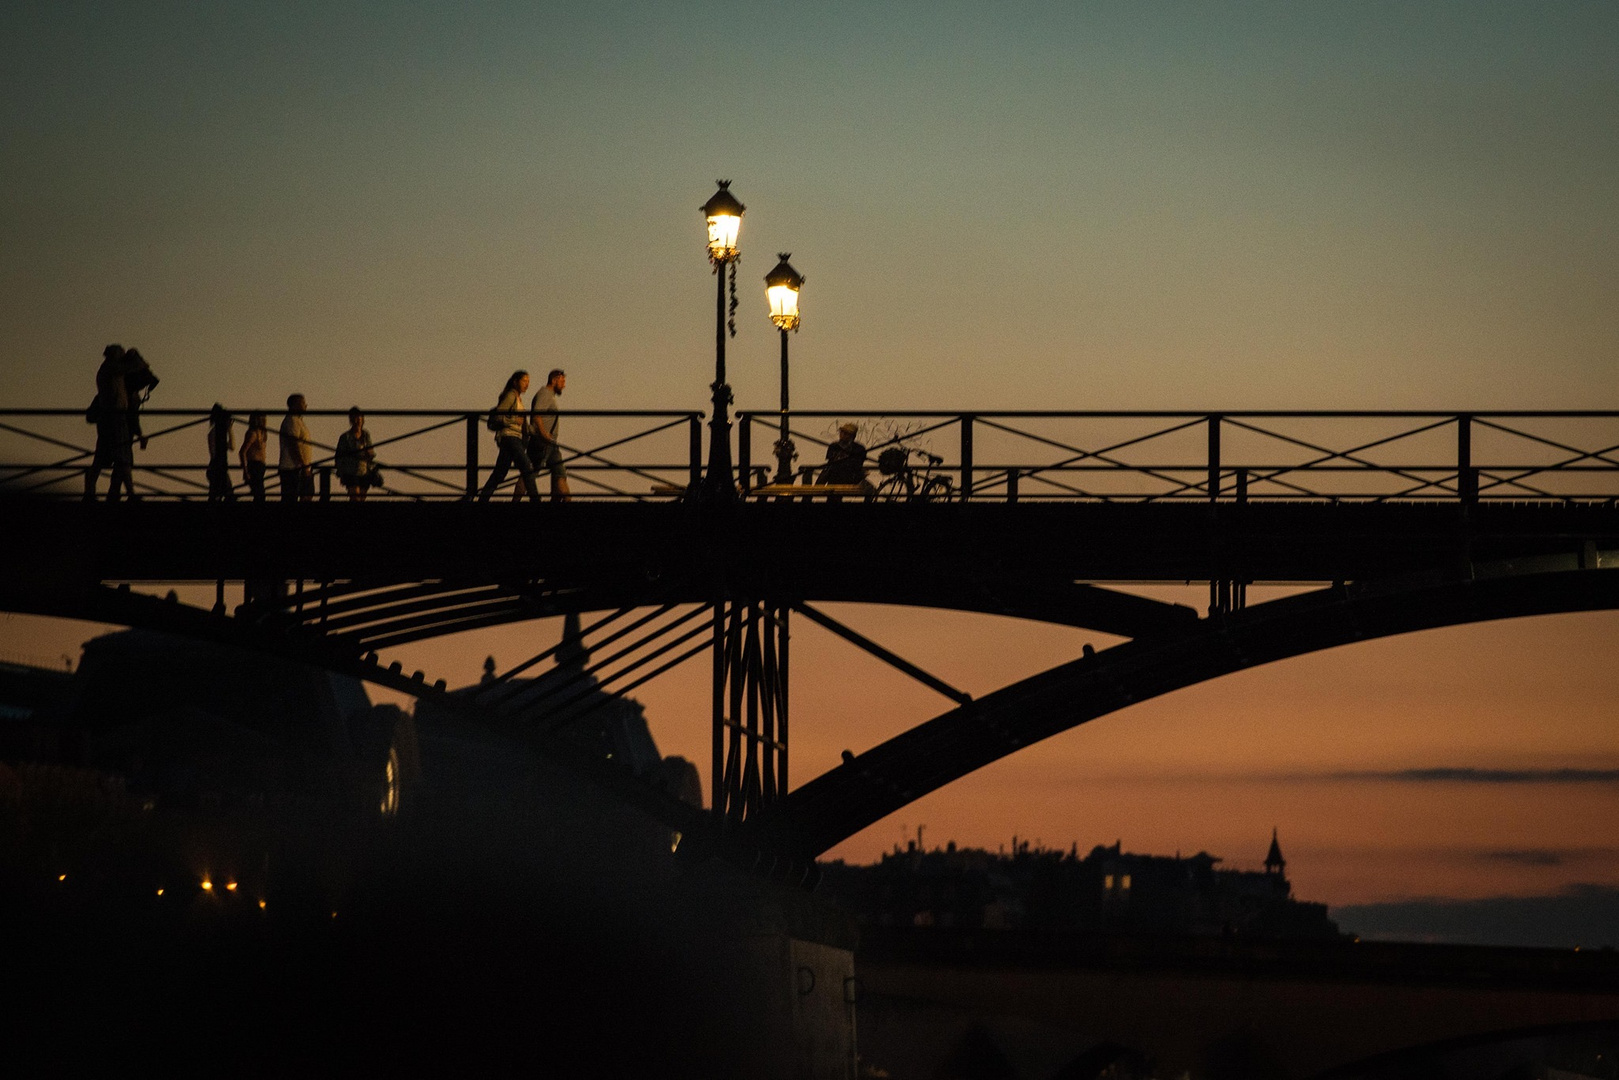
(478, 371, 540, 502)
(529, 368, 571, 502)
(84, 345, 156, 502)
(336, 407, 381, 501)
(278, 394, 313, 502)
(206, 404, 236, 502)
(240, 411, 269, 502)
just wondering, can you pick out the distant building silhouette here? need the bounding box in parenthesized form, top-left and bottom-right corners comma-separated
(820, 833, 1337, 939)
(1265, 826, 1286, 876)
(416, 613, 702, 809)
(1, 629, 410, 817)
(0, 658, 76, 760)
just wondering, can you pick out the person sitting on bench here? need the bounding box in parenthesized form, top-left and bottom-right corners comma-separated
(818, 422, 868, 486)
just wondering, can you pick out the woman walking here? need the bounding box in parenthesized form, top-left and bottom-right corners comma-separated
(206, 404, 236, 501)
(477, 371, 539, 502)
(240, 411, 269, 502)
(335, 407, 381, 501)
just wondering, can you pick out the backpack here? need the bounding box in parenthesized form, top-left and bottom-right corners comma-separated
(486, 407, 503, 432)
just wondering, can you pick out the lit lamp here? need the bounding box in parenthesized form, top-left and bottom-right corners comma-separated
(764, 254, 804, 484)
(704, 183, 744, 263)
(699, 180, 745, 499)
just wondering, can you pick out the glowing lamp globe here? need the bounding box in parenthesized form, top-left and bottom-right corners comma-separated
(764, 254, 804, 331)
(701, 180, 745, 262)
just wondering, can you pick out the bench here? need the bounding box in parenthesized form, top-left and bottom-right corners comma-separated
(747, 483, 869, 500)
(648, 481, 872, 500)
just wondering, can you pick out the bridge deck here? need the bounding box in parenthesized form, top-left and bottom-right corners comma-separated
(4, 500, 1616, 592)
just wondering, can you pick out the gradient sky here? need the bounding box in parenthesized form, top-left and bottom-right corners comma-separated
(4, 3, 1618, 920)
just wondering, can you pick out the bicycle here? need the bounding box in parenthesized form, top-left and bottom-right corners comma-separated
(873, 445, 955, 502)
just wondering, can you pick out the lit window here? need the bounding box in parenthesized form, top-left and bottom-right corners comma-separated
(379, 747, 400, 817)
(1104, 874, 1113, 889)
(1122, 874, 1132, 890)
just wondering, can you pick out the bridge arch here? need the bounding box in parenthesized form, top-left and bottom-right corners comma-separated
(742, 552, 1619, 858)
(2, 530, 1615, 879)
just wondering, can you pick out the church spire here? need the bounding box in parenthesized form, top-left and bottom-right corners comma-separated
(1264, 827, 1286, 875)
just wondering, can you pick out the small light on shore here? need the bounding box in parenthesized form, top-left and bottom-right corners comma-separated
(201, 879, 213, 891)
(225, 881, 238, 892)
(258, 900, 267, 910)
(330, 911, 338, 919)
(156, 888, 164, 896)
(57, 874, 66, 882)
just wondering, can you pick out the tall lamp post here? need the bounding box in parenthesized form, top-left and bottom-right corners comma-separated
(764, 253, 804, 484)
(700, 180, 744, 501)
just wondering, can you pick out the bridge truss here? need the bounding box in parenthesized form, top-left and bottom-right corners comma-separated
(4, 408, 1619, 882)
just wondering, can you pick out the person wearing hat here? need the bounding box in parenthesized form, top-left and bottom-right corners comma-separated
(818, 421, 869, 486)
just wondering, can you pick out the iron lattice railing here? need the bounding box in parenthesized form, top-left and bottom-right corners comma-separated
(4, 407, 1619, 503)
(740, 411, 1619, 503)
(0, 408, 704, 502)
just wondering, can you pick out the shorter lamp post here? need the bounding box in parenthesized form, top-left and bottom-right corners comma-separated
(764, 253, 804, 485)
(700, 180, 745, 500)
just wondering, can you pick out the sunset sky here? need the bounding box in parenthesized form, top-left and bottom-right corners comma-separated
(3, 2, 1617, 939)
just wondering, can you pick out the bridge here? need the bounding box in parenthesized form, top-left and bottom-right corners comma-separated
(4, 406, 1618, 881)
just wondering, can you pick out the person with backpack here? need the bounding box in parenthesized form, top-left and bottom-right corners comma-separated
(477, 370, 539, 502)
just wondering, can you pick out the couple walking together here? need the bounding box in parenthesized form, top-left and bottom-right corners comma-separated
(84, 344, 158, 501)
(478, 369, 570, 503)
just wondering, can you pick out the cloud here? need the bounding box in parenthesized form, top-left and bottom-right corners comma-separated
(1478, 849, 1567, 867)
(1325, 767, 1619, 784)
(1334, 885, 1619, 949)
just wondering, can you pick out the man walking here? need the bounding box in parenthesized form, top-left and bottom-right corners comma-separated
(85, 345, 132, 501)
(529, 368, 571, 502)
(278, 394, 313, 502)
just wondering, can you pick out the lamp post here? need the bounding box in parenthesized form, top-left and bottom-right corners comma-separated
(700, 180, 744, 500)
(764, 253, 804, 484)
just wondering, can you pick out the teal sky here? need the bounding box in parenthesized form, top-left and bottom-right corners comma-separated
(4, 2, 1615, 412)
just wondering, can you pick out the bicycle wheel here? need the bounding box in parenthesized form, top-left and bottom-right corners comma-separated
(920, 475, 954, 502)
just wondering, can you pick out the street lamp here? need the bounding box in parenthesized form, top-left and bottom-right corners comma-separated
(764, 253, 804, 484)
(700, 180, 745, 499)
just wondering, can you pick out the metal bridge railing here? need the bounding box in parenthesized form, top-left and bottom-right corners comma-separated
(738, 411, 1619, 503)
(0, 409, 704, 501)
(6, 407, 1619, 503)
